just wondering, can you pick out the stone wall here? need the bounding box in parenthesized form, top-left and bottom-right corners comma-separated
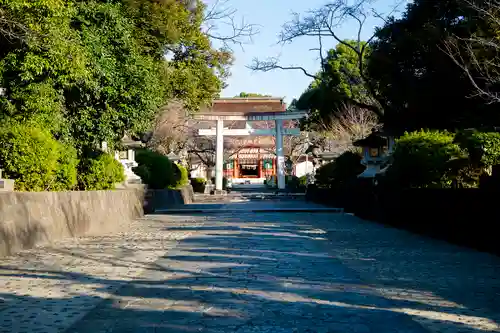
(143, 185, 194, 213)
(0, 189, 145, 257)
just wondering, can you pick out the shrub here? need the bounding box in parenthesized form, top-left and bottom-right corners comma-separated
(315, 151, 364, 188)
(54, 142, 79, 191)
(0, 122, 78, 191)
(78, 151, 125, 190)
(133, 149, 176, 189)
(385, 130, 464, 188)
(172, 163, 189, 189)
(455, 131, 500, 166)
(299, 175, 308, 186)
(191, 177, 206, 193)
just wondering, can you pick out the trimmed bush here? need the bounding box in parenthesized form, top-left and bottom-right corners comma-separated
(299, 175, 308, 186)
(455, 131, 500, 166)
(78, 152, 125, 190)
(384, 130, 464, 188)
(54, 142, 79, 191)
(133, 149, 176, 189)
(0, 122, 78, 191)
(191, 177, 206, 193)
(315, 151, 364, 188)
(172, 163, 189, 189)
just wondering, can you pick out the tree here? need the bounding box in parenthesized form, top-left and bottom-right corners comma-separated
(367, 0, 500, 132)
(248, 0, 404, 119)
(146, 99, 191, 155)
(0, 0, 233, 152)
(313, 104, 381, 155)
(297, 40, 374, 127)
(186, 134, 246, 169)
(202, 0, 259, 51)
(444, 0, 500, 105)
(248, 120, 309, 166)
(0, 7, 30, 43)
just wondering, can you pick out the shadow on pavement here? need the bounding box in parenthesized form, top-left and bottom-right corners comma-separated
(1, 211, 499, 332)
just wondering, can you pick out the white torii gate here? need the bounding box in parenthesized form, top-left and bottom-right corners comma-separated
(196, 111, 306, 191)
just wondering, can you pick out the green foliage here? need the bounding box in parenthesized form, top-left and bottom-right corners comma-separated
(297, 40, 372, 127)
(385, 130, 465, 188)
(367, 0, 500, 132)
(78, 152, 125, 190)
(315, 151, 365, 188)
(0, 0, 232, 152)
(172, 163, 189, 189)
(55, 142, 79, 191)
(133, 149, 176, 189)
(191, 177, 206, 193)
(299, 175, 308, 187)
(455, 131, 500, 166)
(0, 122, 78, 191)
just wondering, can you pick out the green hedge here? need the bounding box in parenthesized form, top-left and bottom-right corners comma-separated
(384, 130, 464, 188)
(78, 151, 125, 190)
(133, 149, 184, 189)
(172, 163, 189, 189)
(455, 130, 500, 166)
(315, 151, 364, 188)
(191, 177, 206, 193)
(0, 122, 79, 191)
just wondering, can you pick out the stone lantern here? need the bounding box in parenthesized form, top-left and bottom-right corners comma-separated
(110, 135, 145, 185)
(353, 129, 389, 178)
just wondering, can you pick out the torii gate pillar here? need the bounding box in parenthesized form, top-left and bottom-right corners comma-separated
(275, 119, 286, 190)
(215, 118, 224, 191)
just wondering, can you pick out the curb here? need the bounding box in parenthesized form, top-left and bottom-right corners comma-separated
(155, 207, 344, 214)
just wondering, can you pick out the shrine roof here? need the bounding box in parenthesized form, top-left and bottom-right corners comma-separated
(199, 97, 286, 115)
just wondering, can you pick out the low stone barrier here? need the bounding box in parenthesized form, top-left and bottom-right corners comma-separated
(143, 185, 194, 213)
(0, 189, 145, 257)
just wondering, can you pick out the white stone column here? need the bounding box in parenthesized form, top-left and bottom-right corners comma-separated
(275, 119, 285, 190)
(215, 118, 224, 191)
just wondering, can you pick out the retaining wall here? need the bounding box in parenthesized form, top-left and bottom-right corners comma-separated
(0, 189, 145, 257)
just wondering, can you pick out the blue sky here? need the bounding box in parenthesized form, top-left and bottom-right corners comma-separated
(207, 0, 408, 104)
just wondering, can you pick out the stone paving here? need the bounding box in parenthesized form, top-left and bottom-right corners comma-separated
(1, 199, 500, 332)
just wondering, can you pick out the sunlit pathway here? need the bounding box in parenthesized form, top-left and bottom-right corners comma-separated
(1, 199, 500, 332)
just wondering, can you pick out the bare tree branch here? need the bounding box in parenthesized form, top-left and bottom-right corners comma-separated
(248, 57, 320, 79)
(203, 0, 260, 51)
(314, 104, 381, 155)
(442, 0, 500, 104)
(248, 0, 405, 118)
(0, 8, 31, 42)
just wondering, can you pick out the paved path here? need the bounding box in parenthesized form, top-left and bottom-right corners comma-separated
(1, 200, 500, 332)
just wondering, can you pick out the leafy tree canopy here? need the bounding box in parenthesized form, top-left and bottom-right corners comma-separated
(367, 0, 500, 132)
(0, 0, 232, 151)
(297, 40, 373, 128)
